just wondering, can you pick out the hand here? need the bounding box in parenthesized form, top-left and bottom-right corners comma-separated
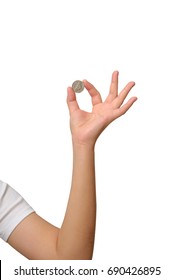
(67, 71, 137, 147)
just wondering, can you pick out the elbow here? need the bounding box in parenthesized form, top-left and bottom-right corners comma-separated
(54, 229, 95, 260)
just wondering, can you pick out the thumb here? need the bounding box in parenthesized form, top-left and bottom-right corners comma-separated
(66, 87, 79, 114)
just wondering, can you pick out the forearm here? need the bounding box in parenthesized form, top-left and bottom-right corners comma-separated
(57, 143, 96, 260)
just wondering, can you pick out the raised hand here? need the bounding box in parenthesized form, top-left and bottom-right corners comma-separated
(67, 71, 137, 147)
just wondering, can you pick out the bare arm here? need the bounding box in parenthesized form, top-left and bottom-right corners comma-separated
(56, 144, 96, 259)
(8, 71, 137, 259)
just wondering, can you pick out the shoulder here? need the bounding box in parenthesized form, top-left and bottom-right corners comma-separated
(0, 180, 34, 242)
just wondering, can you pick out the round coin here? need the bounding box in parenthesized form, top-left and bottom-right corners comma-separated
(72, 80, 84, 93)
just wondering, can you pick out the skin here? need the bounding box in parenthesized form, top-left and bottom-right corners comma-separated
(7, 71, 137, 259)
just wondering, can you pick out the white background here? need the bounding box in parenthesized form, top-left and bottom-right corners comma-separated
(0, 0, 173, 278)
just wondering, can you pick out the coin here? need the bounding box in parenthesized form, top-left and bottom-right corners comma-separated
(72, 80, 84, 93)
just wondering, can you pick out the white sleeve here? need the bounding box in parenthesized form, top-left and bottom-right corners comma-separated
(0, 180, 35, 242)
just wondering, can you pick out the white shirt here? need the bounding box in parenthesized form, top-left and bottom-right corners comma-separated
(0, 180, 34, 241)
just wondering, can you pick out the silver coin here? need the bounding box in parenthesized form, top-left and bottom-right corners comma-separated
(72, 80, 84, 93)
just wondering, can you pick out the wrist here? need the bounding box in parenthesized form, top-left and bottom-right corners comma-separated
(72, 139, 95, 153)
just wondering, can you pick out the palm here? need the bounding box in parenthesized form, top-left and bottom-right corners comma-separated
(71, 102, 113, 131)
(67, 71, 137, 145)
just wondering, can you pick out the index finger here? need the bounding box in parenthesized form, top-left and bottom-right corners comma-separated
(83, 79, 102, 106)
